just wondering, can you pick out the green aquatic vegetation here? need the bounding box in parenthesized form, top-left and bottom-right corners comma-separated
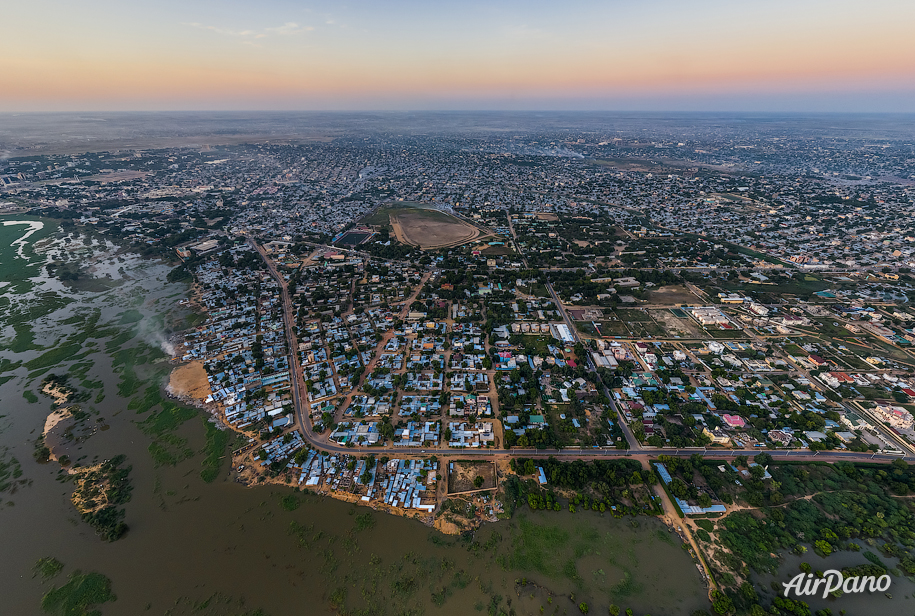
(168, 593, 270, 616)
(33, 557, 65, 580)
(279, 493, 301, 511)
(136, 401, 197, 467)
(654, 529, 675, 545)
(451, 568, 472, 589)
(610, 570, 640, 597)
(40, 570, 116, 616)
(111, 351, 142, 396)
(9, 292, 74, 325)
(59, 308, 101, 327)
(200, 418, 230, 483)
(501, 515, 572, 579)
(118, 309, 144, 325)
(137, 401, 196, 435)
(288, 521, 316, 548)
(0, 449, 27, 494)
(111, 344, 166, 398)
(66, 361, 92, 381)
(8, 323, 37, 353)
(0, 358, 22, 374)
(79, 378, 102, 390)
(34, 436, 51, 464)
(147, 438, 194, 468)
(104, 330, 135, 354)
(128, 384, 163, 414)
(71, 455, 132, 542)
(354, 512, 375, 531)
(24, 342, 83, 371)
(23, 389, 38, 403)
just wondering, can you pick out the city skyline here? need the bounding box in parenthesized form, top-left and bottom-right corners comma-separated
(3, 0, 915, 112)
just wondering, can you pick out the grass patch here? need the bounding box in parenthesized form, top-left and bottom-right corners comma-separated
(40, 570, 116, 616)
(23, 390, 38, 403)
(614, 309, 652, 322)
(694, 519, 714, 532)
(501, 515, 572, 579)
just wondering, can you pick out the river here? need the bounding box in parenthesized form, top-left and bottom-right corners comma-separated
(0, 215, 708, 616)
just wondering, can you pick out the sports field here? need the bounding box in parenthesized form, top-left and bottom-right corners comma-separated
(363, 203, 482, 250)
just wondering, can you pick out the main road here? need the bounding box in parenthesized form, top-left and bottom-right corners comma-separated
(253, 238, 912, 465)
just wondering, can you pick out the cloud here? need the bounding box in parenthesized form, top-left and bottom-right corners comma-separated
(266, 22, 314, 36)
(182, 21, 313, 40)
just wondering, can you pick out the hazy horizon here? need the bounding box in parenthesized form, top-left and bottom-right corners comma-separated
(3, 0, 914, 113)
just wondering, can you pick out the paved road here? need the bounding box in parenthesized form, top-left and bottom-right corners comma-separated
(543, 269, 642, 451)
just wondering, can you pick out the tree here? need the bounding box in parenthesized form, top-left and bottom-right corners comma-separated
(669, 478, 689, 499)
(711, 590, 734, 615)
(473, 475, 484, 489)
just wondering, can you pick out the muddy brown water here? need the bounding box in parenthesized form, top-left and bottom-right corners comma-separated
(0, 217, 709, 616)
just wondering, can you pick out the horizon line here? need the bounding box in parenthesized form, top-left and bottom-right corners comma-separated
(2, 109, 915, 116)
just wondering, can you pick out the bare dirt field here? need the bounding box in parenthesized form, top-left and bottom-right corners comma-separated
(646, 285, 699, 305)
(650, 309, 702, 338)
(447, 460, 497, 494)
(390, 208, 480, 249)
(168, 361, 212, 400)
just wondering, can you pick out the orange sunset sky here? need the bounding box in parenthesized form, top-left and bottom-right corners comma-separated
(2, 0, 914, 111)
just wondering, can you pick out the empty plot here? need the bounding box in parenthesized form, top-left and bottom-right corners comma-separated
(390, 207, 480, 249)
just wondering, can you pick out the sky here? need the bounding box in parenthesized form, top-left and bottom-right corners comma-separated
(2, 0, 915, 112)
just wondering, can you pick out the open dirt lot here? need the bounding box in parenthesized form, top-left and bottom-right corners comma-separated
(167, 361, 213, 400)
(649, 310, 702, 338)
(390, 207, 480, 249)
(447, 460, 497, 493)
(646, 285, 699, 305)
